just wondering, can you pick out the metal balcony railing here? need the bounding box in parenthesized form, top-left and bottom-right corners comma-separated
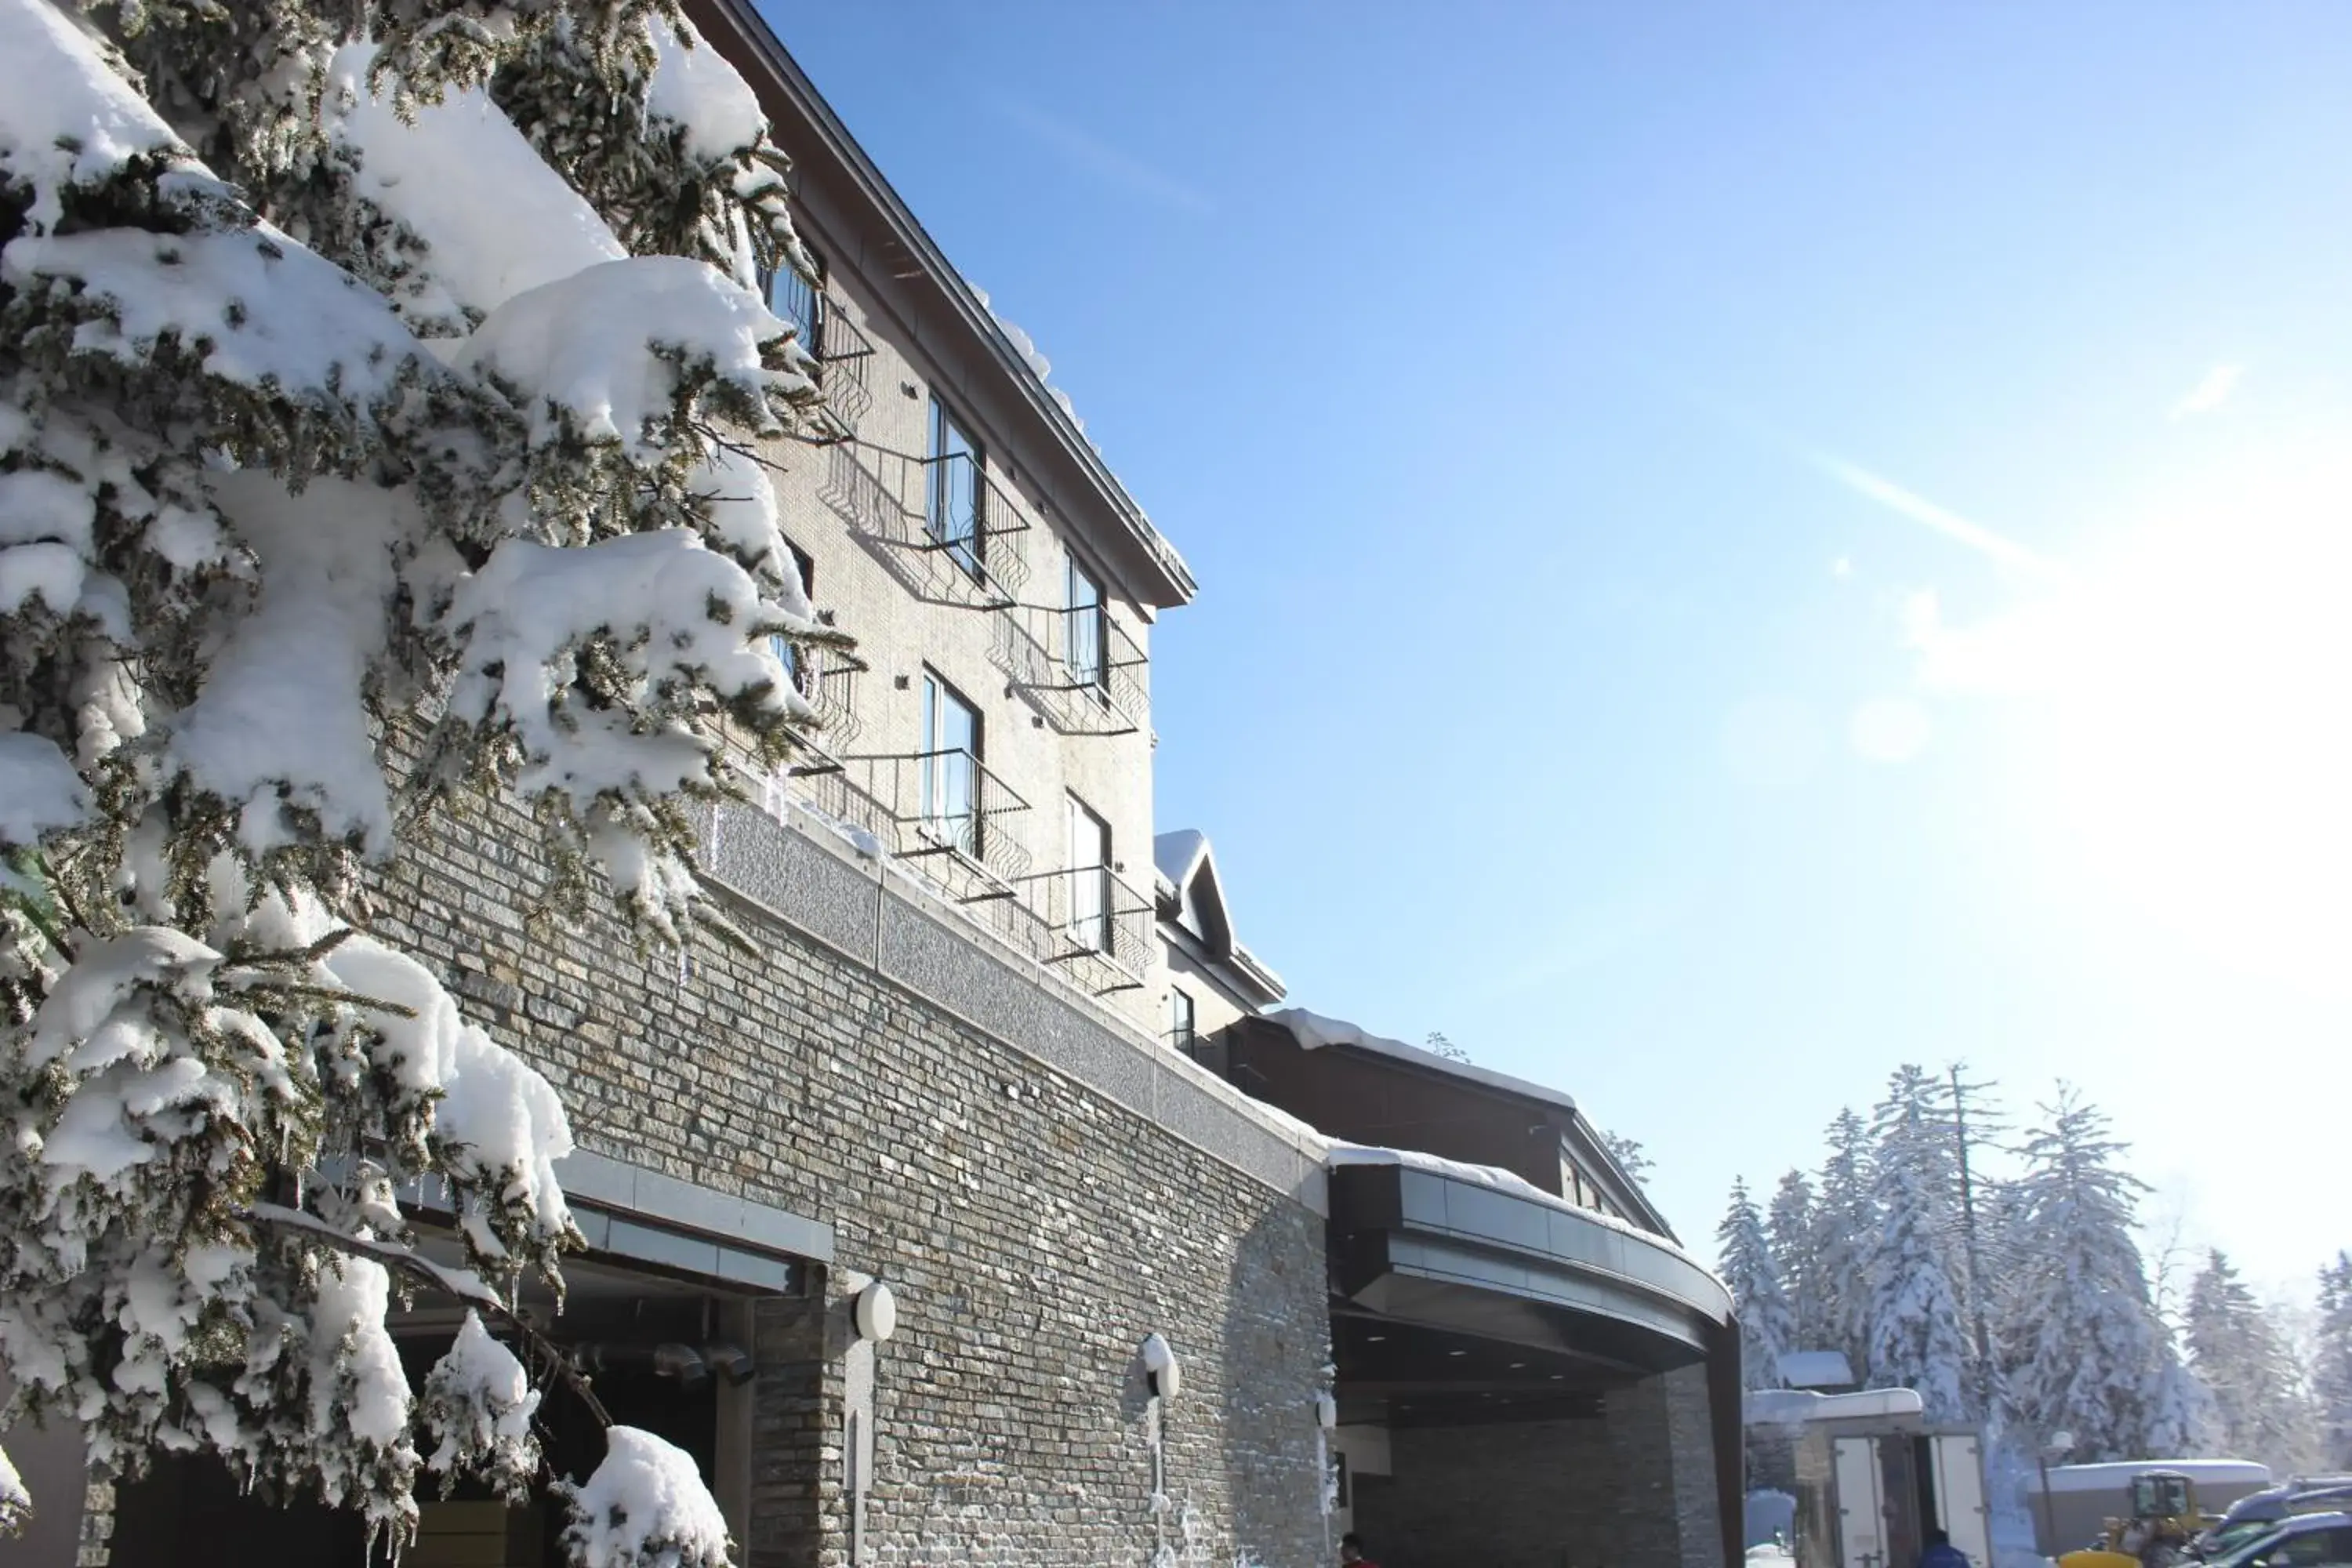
(1002, 862, 1156, 993)
(770, 637, 866, 757)
(767, 757, 1156, 996)
(809, 303, 874, 434)
(820, 443, 1030, 610)
(761, 269, 874, 441)
(990, 603, 1149, 737)
(785, 746, 1032, 899)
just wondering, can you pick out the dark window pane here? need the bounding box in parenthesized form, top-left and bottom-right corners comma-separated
(927, 399, 983, 580)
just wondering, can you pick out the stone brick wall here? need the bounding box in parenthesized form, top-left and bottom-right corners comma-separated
(1345, 1367, 1726, 1568)
(368, 788, 1335, 1568)
(1351, 1417, 1621, 1568)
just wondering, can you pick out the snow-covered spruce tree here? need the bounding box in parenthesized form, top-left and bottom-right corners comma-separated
(1992, 1087, 2190, 1460)
(2315, 1254, 2352, 1470)
(1864, 1064, 1993, 1420)
(1719, 1178, 1796, 1392)
(2187, 1251, 2312, 1472)
(0, 0, 837, 1558)
(1862, 1090, 1971, 1421)
(1813, 1108, 1878, 1380)
(1767, 1168, 1821, 1352)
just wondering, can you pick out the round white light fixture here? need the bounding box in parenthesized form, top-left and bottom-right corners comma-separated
(855, 1281, 898, 1344)
(1316, 1392, 1338, 1430)
(1141, 1333, 1181, 1400)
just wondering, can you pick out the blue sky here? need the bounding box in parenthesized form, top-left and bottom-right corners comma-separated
(767, 4, 2352, 1297)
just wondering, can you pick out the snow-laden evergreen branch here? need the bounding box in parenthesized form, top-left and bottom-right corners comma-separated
(0, 0, 837, 1556)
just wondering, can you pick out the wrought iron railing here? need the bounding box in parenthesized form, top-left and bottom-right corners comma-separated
(990, 603, 1149, 736)
(770, 637, 866, 754)
(821, 443, 1030, 609)
(810, 303, 874, 432)
(1002, 862, 1156, 993)
(766, 757, 1155, 996)
(785, 746, 1032, 897)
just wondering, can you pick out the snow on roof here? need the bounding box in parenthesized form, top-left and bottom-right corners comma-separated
(1153, 830, 1286, 1002)
(1268, 1007, 1581, 1116)
(2034, 1461, 2274, 1495)
(1744, 1388, 1923, 1426)
(1153, 829, 1207, 888)
(1323, 1142, 1704, 1272)
(1779, 1350, 1856, 1388)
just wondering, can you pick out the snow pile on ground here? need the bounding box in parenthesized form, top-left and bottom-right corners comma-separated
(562, 1427, 734, 1568)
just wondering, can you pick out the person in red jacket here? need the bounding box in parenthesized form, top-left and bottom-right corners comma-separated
(1340, 1533, 1381, 1567)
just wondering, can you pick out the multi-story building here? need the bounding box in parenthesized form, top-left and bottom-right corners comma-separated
(5, 7, 1740, 1568)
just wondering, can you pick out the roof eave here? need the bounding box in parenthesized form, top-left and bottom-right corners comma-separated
(688, 0, 1197, 609)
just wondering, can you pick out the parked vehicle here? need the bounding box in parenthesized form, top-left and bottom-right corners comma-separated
(2196, 1512, 2352, 1568)
(2196, 1484, 2352, 1559)
(2031, 1463, 2274, 1560)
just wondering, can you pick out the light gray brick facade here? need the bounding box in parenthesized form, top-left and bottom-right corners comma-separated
(365, 789, 1338, 1568)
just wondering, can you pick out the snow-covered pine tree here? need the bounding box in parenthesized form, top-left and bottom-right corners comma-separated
(1719, 1178, 1796, 1392)
(1864, 1064, 1987, 1421)
(2187, 1251, 2312, 1472)
(2315, 1254, 2352, 1470)
(1994, 1087, 2194, 1460)
(0, 0, 839, 1559)
(1863, 1142, 1971, 1418)
(1813, 1108, 1878, 1380)
(1767, 1168, 1821, 1351)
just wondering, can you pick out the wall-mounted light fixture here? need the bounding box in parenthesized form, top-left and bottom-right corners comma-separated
(855, 1280, 898, 1344)
(1141, 1333, 1181, 1400)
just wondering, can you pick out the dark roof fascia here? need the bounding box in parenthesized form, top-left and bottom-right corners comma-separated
(688, 0, 1197, 610)
(1160, 918, 1283, 1010)
(1561, 1112, 1676, 1241)
(1256, 1019, 1677, 1242)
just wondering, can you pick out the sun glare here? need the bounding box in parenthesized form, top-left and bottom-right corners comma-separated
(1918, 437, 2352, 993)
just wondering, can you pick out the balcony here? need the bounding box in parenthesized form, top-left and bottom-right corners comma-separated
(763, 269, 875, 442)
(805, 303, 874, 437)
(771, 637, 866, 754)
(990, 603, 1149, 737)
(1002, 863, 1156, 995)
(821, 443, 1030, 610)
(786, 746, 1033, 901)
(771, 753, 1155, 996)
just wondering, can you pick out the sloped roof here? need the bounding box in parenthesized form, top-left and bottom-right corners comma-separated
(1153, 829, 1207, 890)
(1155, 829, 1285, 1003)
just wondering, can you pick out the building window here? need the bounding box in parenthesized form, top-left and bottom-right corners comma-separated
(1065, 794, 1111, 953)
(919, 670, 981, 856)
(766, 252, 826, 360)
(926, 397, 984, 582)
(771, 539, 818, 692)
(1168, 987, 1196, 1051)
(1064, 554, 1105, 694)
